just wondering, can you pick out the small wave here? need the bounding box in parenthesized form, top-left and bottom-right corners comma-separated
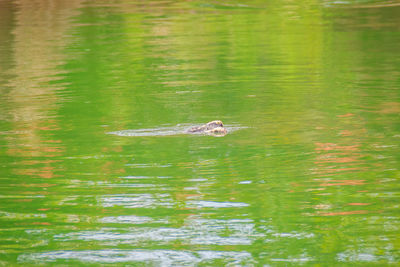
(107, 124, 247, 137)
(18, 249, 252, 265)
(107, 125, 189, 137)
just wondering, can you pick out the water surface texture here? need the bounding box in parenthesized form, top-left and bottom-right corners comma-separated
(0, 0, 399, 266)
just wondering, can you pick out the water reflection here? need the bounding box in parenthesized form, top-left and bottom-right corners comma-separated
(99, 215, 163, 224)
(55, 215, 267, 248)
(101, 194, 175, 208)
(19, 249, 252, 266)
(0, 0, 399, 266)
(187, 200, 249, 208)
(2, 0, 83, 183)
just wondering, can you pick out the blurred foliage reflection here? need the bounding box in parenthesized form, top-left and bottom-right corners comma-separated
(0, 0, 399, 265)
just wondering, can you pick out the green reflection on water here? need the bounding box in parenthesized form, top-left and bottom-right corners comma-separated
(0, 0, 399, 265)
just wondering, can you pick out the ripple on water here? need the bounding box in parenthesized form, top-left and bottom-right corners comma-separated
(187, 200, 250, 208)
(100, 194, 174, 208)
(54, 217, 258, 246)
(18, 249, 253, 266)
(99, 215, 158, 224)
(107, 124, 248, 137)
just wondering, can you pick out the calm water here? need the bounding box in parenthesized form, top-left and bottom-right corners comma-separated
(0, 0, 399, 266)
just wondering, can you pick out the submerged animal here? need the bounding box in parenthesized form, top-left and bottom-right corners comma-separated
(108, 120, 236, 137)
(186, 120, 227, 136)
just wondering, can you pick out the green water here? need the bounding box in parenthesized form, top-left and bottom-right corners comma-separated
(0, 0, 399, 265)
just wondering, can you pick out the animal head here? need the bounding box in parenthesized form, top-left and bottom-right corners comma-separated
(206, 120, 224, 128)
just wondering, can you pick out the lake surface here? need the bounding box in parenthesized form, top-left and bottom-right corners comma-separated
(0, 0, 399, 265)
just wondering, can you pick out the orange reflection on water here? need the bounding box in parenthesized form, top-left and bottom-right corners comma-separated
(319, 210, 368, 216)
(3, 0, 83, 181)
(377, 102, 400, 114)
(18, 183, 56, 188)
(313, 167, 361, 176)
(20, 159, 61, 165)
(315, 143, 359, 152)
(14, 165, 60, 179)
(314, 154, 358, 163)
(310, 113, 373, 217)
(318, 179, 366, 186)
(339, 130, 353, 136)
(337, 113, 354, 118)
(31, 222, 51, 226)
(313, 142, 367, 177)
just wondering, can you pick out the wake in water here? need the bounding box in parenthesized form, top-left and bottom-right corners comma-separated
(107, 124, 247, 137)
